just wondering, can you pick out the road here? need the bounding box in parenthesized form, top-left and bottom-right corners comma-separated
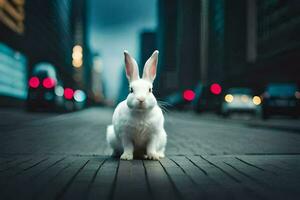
(0, 107, 300, 200)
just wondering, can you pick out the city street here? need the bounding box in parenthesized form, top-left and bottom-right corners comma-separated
(1, 0, 300, 200)
(0, 108, 300, 200)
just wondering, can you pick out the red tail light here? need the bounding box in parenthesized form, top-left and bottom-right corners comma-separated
(43, 77, 56, 89)
(183, 90, 195, 101)
(210, 83, 222, 95)
(64, 88, 74, 100)
(29, 77, 40, 88)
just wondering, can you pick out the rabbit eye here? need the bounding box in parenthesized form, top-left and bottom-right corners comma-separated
(129, 87, 133, 93)
(149, 88, 152, 93)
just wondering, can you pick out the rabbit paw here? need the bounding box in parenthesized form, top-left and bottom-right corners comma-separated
(145, 152, 160, 160)
(120, 152, 133, 160)
(157, 152, 165, 158)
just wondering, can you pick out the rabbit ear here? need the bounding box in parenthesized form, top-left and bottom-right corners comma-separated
(142, 50, 159, 82)
(124, 50, 139, 82)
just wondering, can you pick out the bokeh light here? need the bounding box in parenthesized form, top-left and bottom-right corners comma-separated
(225, 94, 234, 103)
(55, 86, 64, 96)
(29, 77, 39, 88)
(64, 88, 74, 100)
(74, 90, 86, 102)
(42, 77, 56, 89)
(252, 96, 261, 105)
(183, 90, 195, 101)
(210, 83, 222, 95)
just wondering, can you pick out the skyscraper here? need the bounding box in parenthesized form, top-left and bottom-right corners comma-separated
(0, 0, 91, 106)
(157, 0, 201, 98)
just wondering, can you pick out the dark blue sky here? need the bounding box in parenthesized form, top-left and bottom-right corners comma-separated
(88, 0, 157, 100)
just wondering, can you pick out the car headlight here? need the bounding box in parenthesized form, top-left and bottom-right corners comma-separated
(225, 94, 234, 103)
(252, 96, 261, 105)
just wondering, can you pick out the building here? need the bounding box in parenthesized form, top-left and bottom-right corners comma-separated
(207, 0, 300, 92)
(246, 0, 300, 90)
(0, 0, 91, 106)
(156, 0, 201, 98)
(0, 0, 27, 105)
(24, 0, 75, 86)
(203, 0, 247, 88)
(175, 0, 300, 97)
(156, 0, 300, 112)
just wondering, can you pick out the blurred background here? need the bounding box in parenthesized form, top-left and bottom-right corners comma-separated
(0, 0, 299, 118)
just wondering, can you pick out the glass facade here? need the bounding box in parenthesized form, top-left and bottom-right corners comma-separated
(208, 0, 224, 83)
(257, 0, 300, 58)
(0, 43, 27, 99)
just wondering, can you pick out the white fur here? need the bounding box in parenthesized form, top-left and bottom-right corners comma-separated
(106, 50, 167, 160)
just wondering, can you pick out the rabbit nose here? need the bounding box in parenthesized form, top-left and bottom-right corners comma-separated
(137, 97, 145, 103)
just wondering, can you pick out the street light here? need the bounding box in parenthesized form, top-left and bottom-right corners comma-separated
(73, 45, 82, 53)
(72, 51, 83, 60)
(72, 45, 83, 68)
(72, 59, 83, 68)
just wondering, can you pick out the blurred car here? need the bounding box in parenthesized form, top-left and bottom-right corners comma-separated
(261, 83, 300, 119)
(27, 62, 64, 111)
(164, 82, 223, 112)
(221, 87, 261, 117)
(193, 83, 223, 113)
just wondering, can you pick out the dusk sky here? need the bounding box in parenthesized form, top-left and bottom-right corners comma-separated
(88, 0, 157, 101)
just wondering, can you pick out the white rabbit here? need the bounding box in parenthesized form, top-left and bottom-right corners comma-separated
(106, 50, 167, 160)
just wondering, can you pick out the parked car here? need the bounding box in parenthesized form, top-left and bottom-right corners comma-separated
(164, 82, 223, 112)
(27, 62, 64, 111)
(261, 83, 300, 119)
(193, 83, 223, 113)
(221, 87, 261, 117)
